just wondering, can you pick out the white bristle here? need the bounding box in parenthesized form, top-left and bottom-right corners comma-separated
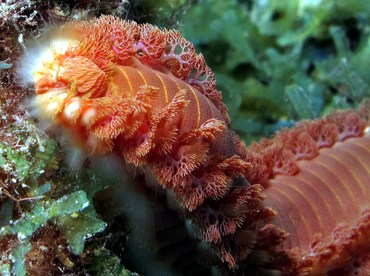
(81, 108, 97, 127)
(364, 126, 370, 135)
(17, 37, 79, 85)
(46, 101, 59, 113)
(64, 99, 81, 120)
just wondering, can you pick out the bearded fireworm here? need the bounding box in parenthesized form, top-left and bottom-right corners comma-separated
(30, 16, 370, 275)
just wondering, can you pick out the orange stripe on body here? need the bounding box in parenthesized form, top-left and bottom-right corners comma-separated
(300, 161, 349, 224)
(339, 138, 370, 200)
(173, 80, 201, 128)
(135, 68, 148, 85)
(265, 135, 370, 253)
(189, 86, 201, 128)
(117, 64, 211, 130)
(206, 95, 215, 119)
(294, 172, 337, 233)
(154, 72, 169, 104)
(284, 177, 328, 243)
(314, 159, 358, 219)
(267, 184, 305, 248)
(269, 178, 320, 249)
(118, 66, 149, 96)
(323, 152, 364, 210)
(116, 66, 133, 97)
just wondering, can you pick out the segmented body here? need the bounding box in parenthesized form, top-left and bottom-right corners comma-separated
(34, 16, 268, 271)
(261, 132, 370, 274)
(266, 135, 370, 250)
(33, 16, 370, 275)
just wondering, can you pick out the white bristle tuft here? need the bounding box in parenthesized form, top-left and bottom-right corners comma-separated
(64, 99, 81, 121)
(64, 146, 86, 175)
(364, 126, 370, 135)
(81, 108, 97, 127)
(17, 36, 79, 86)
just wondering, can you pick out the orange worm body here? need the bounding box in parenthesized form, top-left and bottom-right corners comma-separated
(32, 16, 370, 275)
(264, 135, 370, 274)
(266, 135, 370, 249)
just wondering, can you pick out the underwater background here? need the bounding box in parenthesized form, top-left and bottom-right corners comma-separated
(1, 0, 370, 275)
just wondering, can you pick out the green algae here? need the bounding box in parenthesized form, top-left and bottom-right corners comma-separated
(179, 0, 370, 142)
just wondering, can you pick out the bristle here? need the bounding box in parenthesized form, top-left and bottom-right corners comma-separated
(104, 170, 209, 276)
(88, 153, 126, 182)
(64, 146, 86, 175)
(18, 30, 80, 86)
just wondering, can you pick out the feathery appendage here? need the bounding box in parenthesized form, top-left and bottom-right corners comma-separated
(236, 109, 370, 274)
(30, 15, 370, 275)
